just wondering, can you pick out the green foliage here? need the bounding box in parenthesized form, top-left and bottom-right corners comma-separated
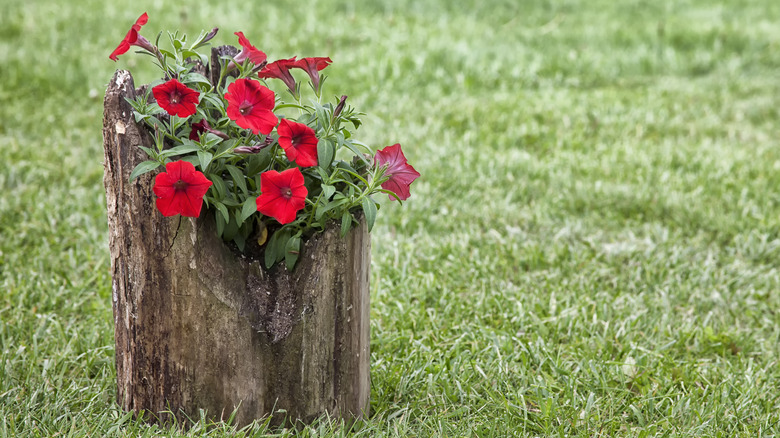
(1, 0, 780, 436)
(125, 35, 387, 268)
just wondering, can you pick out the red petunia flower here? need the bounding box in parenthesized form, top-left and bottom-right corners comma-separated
(277, 119, 318, 167)
(293, 57, 332, 93)
(233, 32, 267, 66)
(152, 78, 200, 118)
(374, 144, 420, 201)
(257, 57, 299, 96)
(109, 12, 155, 61)
(256, 168, 308, 225)
(153, 160, 213, 217)
(225, 78, 278, 135)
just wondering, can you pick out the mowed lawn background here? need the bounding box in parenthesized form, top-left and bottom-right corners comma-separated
(2, 0, 780, 436)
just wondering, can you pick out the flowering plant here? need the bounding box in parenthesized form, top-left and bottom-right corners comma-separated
(110, 13, 419, 269)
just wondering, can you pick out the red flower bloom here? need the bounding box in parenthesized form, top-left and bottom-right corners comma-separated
(153, 78, 200, 118)
(109, 12, 155, 61)
(277, 119, 318, 167)
(153, 160, 213, 217)
(293, 57, 332, 93)
(256, 168, 308, 224)
(225, 78, 278, 135)
(233, 32, 267, 66)
(374, 144, 420, 201)
(258, 57, 298, 96)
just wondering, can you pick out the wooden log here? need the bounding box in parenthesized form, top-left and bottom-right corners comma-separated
(101, 69, 370, 427)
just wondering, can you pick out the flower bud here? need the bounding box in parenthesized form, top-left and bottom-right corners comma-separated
(134, 34, 157, 56)
(234, 135, 276, 154)
(233, 145, 264, 154)
(203, 27, 219, 45)
(333, 95, 348, 119)
(210, 128, 230, 140)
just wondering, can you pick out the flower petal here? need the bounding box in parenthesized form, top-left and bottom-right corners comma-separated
(225, 79, 277, 134)
(108, 13, 148, 61)
(278, 119, 318, 167)
(153, 79, 199, 118)
(153, 160, 212, 217)
(178, 190, 204, 217)
(156, 193, 180, 217)
(374, 144, 420, 201)
(134, 12, 149, 28)
(242, 110, 278, 135)
(255, 168, 308, 224)
(109, 40, 131, 61)
(153, 172, 175, 199)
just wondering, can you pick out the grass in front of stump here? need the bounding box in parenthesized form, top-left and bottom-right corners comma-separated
(2, 0, 780, 436)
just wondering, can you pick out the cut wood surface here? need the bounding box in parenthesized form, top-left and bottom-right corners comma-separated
(101, 69, 370, 427)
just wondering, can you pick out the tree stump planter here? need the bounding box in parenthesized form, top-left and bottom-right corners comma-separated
(102, 70, 370, 427)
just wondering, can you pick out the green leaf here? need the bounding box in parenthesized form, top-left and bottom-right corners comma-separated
(147, 105, 167, 116)
(284, 234, 302, 271)
(197, 150, 213, 171)
(203, 133, 224, 149)
(215, 138, 239, 157)
(321, 184, 335, 201)
(137, 145, 157, 158)
(158, 48, 175, 59)
(316, 106, 330, 131)
(208, 173, 227, 200)
(215, 209, 226, 237)
(220, 194, 240, 207)
(245, 148, 273, 177)
(361, 197, 377, 232)
(214, 202, 230, 224)
(273, 103, 307, 111)
(124, 96, 145, 112)
(335, 161, 358, 174)
(342, 140, 370, 165)
(171, 115, 188, 132)
(296, 113, 315, 126)
(182, 72, 212, 87)
(159, 144, 200, 158)
(144, 115, 166, 132)
(341, 211, 353, 237)
(317, 138, 334, 169)
(378, 188, 402, 202)
(265, 229, 291, 269)
(129, 160, 161, 182)
(315, 197, 348, 222)
(316, 166, 330, 182)
(201, 94, 225, 111)
(233, 232, 246, 252)
(239, 197, 257, 224)
(179, 155, 200, 166)
(226, 164, 248, 195)
(223, 214, 239, 240)
(264, 233, 279, 269)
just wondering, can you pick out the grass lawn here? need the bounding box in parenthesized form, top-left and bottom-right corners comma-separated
(2, 0, 780, 436)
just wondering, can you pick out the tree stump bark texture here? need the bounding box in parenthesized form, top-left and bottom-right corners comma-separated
(101, 69, 370, 427)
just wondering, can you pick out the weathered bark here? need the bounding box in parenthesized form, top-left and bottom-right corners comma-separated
(101, 70, 370, 427)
